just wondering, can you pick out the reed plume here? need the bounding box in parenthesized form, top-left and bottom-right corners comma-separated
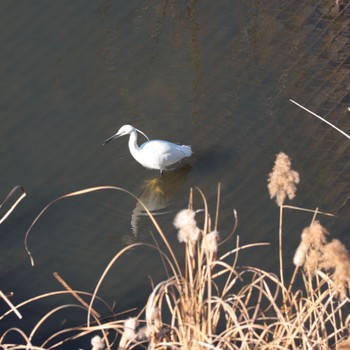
(268, 152, 300, 292)
(294, 220, 329, 276)
(293, 218, 350, 300)
(268, 152, 300, 206)
(320, 239, 350, 299)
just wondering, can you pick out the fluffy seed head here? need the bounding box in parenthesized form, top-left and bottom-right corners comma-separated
(295, 220, 329, 275)
(267, 152, 300, 206)
(301, 220, 329, 250)
(173, 209, 200, 243)
(320, 239, 350, 299)
(173, 209, 196, 229)
(119, 318, 138, 350)
(293, 242, 308, 267)
(91, 335, 104, 350)
(202, 231, 219, 254)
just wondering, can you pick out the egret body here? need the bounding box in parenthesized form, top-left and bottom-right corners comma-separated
(103, 125, 192, 174)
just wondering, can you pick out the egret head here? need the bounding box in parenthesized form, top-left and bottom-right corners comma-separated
(116, 124, 136, 136)
(103, 124, 149, 145)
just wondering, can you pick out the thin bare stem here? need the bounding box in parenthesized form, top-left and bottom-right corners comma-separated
(53, 272, 101, 319)
(279, 205, 285, 291)
(0, 290, 22, 319)
(290, 99, 350, 140)
(282, 204, 335, 217)
(219, 209, 238, 246)
(0, 186, 26, 224)
(214, 183, 221, 231)
(287, 267, 299, 294)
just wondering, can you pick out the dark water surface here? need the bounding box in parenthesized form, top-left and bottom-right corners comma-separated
(1, 0, 350, 346)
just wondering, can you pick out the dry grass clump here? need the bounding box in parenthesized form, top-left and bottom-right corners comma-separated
(1, 162, 350, 349)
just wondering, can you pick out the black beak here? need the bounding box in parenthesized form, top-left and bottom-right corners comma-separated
(102, 133, 121, 145)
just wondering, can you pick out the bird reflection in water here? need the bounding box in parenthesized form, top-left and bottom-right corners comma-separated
(122, 164, 191, 244)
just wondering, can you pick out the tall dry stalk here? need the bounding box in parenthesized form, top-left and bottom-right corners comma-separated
(267, 152, 299, 291)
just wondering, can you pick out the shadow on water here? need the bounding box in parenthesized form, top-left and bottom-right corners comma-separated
(125, 164, 192, 242)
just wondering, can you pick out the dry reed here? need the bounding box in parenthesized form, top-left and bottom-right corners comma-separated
(1, 174, 349, 349)
(268, 152, 300, 293)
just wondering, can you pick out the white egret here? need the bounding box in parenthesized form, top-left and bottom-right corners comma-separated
(103, 124, 192, 174)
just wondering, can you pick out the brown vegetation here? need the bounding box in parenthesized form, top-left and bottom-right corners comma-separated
(1, 154, 349, 349)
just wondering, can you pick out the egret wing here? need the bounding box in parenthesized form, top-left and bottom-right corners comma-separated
(140, 140, 189, 169)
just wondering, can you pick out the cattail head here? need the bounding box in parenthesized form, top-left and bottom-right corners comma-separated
(137, 307, 163, 344)
(267, 152, 300, 206)
(146, 306, 161, 329)
(91, 335, 104, 350)
(202, 231, 219, 255)
(293, 242, 308, 267)
(118, 318, 138, 350)
(173, 209, 200, 243)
